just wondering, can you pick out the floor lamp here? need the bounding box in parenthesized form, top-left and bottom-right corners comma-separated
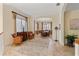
(55, 26, 58, 42)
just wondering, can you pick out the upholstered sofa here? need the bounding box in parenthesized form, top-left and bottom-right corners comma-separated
(12, 32, 34, 45)
(12, 33, 23, 45)
(17, 32, 34, 41)
(17, 32, 28, 41)
(27, 32, 34, 39)
(12, 32, 34, 42)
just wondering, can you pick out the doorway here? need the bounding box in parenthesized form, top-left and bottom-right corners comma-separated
(34, 17, 52, 38)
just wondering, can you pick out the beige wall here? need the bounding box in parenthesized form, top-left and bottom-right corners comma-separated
(0, 3, 3, 33)
(65, 10, 79, 37)
(0, 3, 4, 55)
(3, 4, 16, 47)
(27, 16, 34, 32)
(3, 4, 28, 47)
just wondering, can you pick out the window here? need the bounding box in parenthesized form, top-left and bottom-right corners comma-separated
(21, 19, 26, 32)
(16, 15, 27, 32)
(43, 22, 51, 30)
(16, 18, 22, 32)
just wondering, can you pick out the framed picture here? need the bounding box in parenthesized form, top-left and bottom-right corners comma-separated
(70, 19, 79, 30)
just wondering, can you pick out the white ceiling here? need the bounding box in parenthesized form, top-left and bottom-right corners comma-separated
(6, 3, 62, 17)
(66, 3, 79, 11)
(35, 17, 52, 22)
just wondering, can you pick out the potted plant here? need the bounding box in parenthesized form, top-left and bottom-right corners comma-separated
(66, 35, 78, 47)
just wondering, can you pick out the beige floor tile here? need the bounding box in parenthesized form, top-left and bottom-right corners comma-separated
(3, 35, 75, 56)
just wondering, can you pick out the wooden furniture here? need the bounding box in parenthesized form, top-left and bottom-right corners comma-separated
(75, 39, 79, 56)
(75, 39, 79, 45)
(41, 30, 50, 37)
(28, 32, 34, 40)
(35, 30, 42, 34)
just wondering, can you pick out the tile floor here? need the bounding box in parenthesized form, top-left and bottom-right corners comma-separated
(3, 34, 75, 56)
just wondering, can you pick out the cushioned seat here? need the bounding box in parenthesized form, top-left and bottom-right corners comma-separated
(12, 33, 22, 45)
(17, 32, 28, 41)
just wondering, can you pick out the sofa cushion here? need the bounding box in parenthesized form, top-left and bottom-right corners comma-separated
(17, 32, 28, 41)
(13, 36, 22, 45)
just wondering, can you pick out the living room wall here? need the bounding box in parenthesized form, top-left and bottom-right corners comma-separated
(3, 4, 29, 47)
(27, 16, 34, 33)
(0, 3, 3, 33)
(65, 10, 79, 38)
(0, 3, 4, 55)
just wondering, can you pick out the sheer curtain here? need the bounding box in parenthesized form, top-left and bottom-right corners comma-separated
(16, 15, 27, 32)
(16, 18, 22, 32)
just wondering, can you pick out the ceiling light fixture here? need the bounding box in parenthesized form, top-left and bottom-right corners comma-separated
(56, 3, 60, 6)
